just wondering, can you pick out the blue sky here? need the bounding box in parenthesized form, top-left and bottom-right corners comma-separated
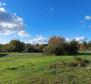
(0, 0, 91, 44)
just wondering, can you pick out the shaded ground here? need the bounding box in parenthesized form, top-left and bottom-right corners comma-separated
(0, 54, 8, 57)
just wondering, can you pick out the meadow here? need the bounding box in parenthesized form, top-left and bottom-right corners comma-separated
(0, 53, 91, 84)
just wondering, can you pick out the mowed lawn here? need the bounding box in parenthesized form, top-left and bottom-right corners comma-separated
(0, 53, 91, 84)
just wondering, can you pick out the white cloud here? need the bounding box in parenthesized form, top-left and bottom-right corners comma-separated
(84, 16, 91, 20)
(0, 2, 49, 45)
(0, 2, 6, 7)
(66, 36, 87, 43)
(0, 6, 30, 37)
(17, 31, 30, 37)
(66, 38, 72, 42)
(0, 2, 31, 44)
(74, 36, 87, 42)
(81, 16, 91, 28)
(0, 3, 48, 44)
(30, 35, 48, 45)
(0, 7, 6, 12)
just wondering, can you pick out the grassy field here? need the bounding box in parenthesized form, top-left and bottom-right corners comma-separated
(0, 53, 91, 84)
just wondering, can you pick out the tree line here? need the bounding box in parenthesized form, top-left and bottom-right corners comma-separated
(0, 36, 91, 55)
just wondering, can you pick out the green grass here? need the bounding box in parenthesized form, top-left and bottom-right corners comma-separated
(0, 53, 91, 84)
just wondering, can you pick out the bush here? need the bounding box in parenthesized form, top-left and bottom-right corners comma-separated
(44, 36, 66, 55)
(2, 40, 25, 52)
(44, 36, 79, 55)
(65, 40, 79, 55)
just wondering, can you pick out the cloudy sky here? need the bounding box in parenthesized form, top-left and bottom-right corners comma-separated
(0, 0, 91, 44)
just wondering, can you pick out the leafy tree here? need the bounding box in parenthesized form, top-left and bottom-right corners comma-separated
(79, 41, 88, 51)
(44, 36, 66, 55)
(87, 41, 91, 50)
(44, 36, 79, 55)
(33, 44, 47, 52)
(25, 43, 47, 52)
(0, 44, 3, 52)
(25, 43, 35, 52)
(2, 44, 11, 52)
(66, 40, 79, 55)
(7, 40, 25, 52)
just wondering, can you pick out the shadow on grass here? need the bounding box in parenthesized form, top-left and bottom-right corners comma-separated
(78, 53, 91, 56)
(66, 53, 91, 56)
(0, 54, 8, 57)
(45, 52, 91, 56)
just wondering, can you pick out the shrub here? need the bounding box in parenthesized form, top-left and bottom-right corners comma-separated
(44, 36, 66, 55)
(2, 40, 25, 52)
(44, 36, 79, 55)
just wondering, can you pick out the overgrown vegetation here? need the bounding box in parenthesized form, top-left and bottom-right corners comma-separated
(44, 36, 79, 55)
(49, 57, 90, 68)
